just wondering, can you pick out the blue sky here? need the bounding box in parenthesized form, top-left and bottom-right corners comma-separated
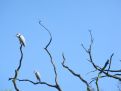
(0, 0, 121, 91)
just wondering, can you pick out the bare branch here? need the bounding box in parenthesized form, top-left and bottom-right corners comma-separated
(86, 70, 97, 75)
(13, 78, 56, 88)
(104, 69, 121, 72)
(95, 76, 99, 91)
(88, 30, 94, 52)
(9, 44, 23, 91)
(17, 45, 23, 71)
(62, 53, 91, 91)
(82, 30, 121, 84)
(39, 21, 52, 48)
(39, 21, 62, 91)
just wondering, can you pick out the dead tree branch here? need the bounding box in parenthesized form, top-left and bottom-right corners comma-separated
(61, 53, 91, 91)
(39, 21, 62, 91)
(9, 44, 23, 91)
(81, 30, 121, 90)
(9, 21, 62, 91)
(16, 78, 56, 88)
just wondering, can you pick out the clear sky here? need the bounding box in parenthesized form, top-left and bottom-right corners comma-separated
(0, 0, 121, 91)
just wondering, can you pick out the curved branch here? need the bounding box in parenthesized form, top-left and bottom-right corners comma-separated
(39, 21, 52, 48)
(61, 53, 91, 91)
(39, 21, 62, 91)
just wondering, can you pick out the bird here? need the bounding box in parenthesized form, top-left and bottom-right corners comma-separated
(99, 60, 109, 74)
(34, 70, 41, 82)
(16, 33, 26, 47)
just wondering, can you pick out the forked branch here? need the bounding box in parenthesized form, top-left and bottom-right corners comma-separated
(82, 30, 121, 90)
(39, 21, 62, 91)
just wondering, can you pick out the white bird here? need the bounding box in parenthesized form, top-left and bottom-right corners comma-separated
(34, 71, 41, 82)
(16, 33, 26, 47)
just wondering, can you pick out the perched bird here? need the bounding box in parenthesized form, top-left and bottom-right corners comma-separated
(16, 33, 26, 47)
(99, 60, 109, 74)
(34, 71, 41, 82)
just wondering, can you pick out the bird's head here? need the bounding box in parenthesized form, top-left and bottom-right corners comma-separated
(16, 33, 21, 37)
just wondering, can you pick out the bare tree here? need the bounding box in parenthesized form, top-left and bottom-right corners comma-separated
(9, 21, 62, 91)
(62, 30, 121, 91)
(9, 24, 121, 91)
